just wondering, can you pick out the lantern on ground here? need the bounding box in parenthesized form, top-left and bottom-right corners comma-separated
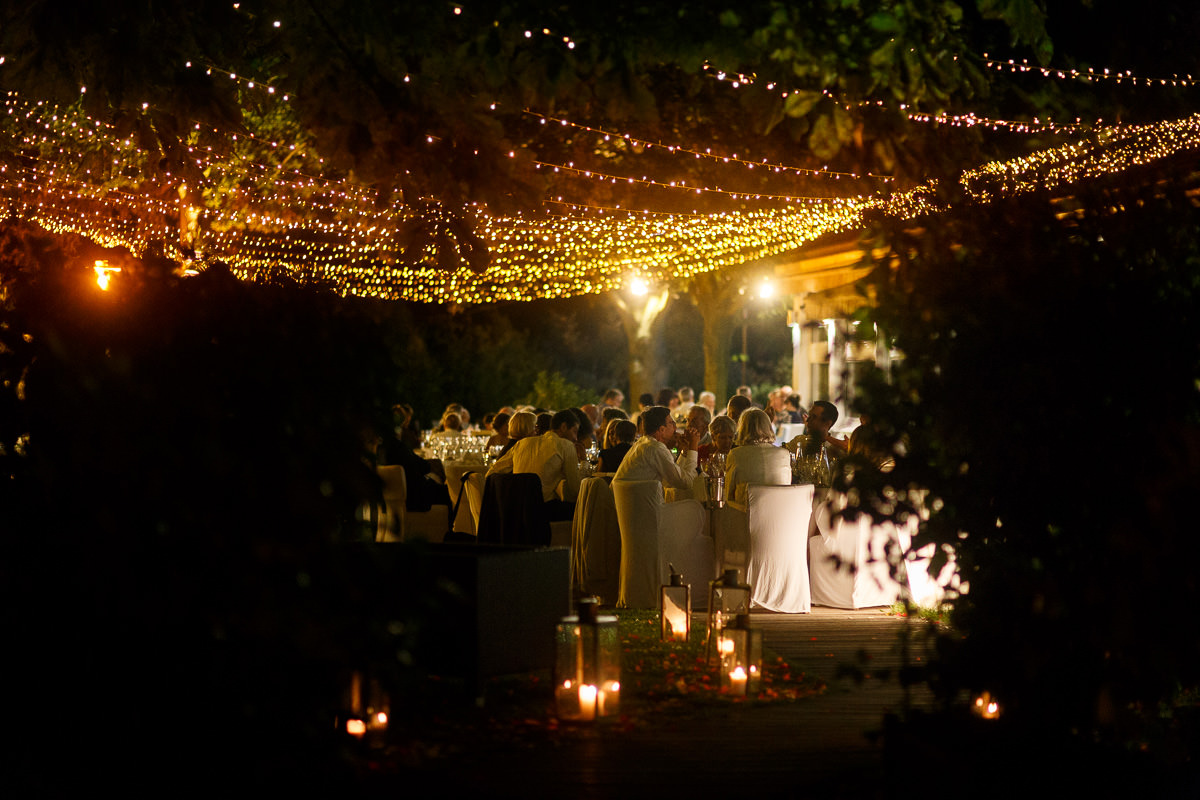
(337, 670, 390, 739)
(555, 598, 621, 721)
(972, 691, 1001, 720)
(660, 565, 691, 642)
(718, 614, 763, 697)
(706, 568, 751, 664)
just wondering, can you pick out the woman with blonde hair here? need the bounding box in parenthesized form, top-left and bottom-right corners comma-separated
(724, 408, 791, 505)
(498, 410, 536, 456)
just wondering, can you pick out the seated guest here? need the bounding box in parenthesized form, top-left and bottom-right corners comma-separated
(785, 400, 848, 458)
(698, 390, 717, 416)
(614, 406, 698, 491)
(698, 414, 736, 468)
(601, 388, 625, 411)
(431, 410, 465, 437)
(725, 408, 791, 506)
(599, 406, 628, 451)
(631, 392, 654, 428)
(535, 412, 553, 436)
(569, 407, 595, 462)
(377, 430, 451, 512)
(656, 387, 679, 412)
(784, 394, 807, 424)
(486, 408, 581, 521)
(724, 393, 753, 425)
(498, 410, 536, 457)
(599, 419, 637, 473)
(486, 412, 511, 450)
(680, 403, 712, 448)
(580, 404, 600, 428)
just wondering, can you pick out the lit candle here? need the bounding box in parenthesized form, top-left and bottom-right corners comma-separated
(597, 680, 620, 717)
(666, 609, 688, 641)
(729, 666, 748, 696)
(578, 684, 598, 720)
(345, 718, 366, 738)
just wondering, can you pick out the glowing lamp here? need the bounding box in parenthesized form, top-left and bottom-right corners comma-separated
(93, 260, 120, 291)
(555, 598, 620, 721)
(659, 566, 691, 642)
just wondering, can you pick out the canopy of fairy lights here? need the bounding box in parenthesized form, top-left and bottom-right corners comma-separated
(3, 49, 1200, 304)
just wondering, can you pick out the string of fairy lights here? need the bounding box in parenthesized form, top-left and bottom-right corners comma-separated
(4, 19, 1200, 305)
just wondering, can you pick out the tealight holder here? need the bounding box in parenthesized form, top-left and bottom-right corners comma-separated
(555, 598, 621, 721)
(718, 615, 763, 696)
(660, 566, 691, 642)
(706, 569, 750, 665)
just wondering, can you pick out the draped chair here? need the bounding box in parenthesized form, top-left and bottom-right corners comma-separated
(808, 496, 907, 609)
(372, 465, 449, 543)
(612, 479, 712, 609)
(713, 484, 813, 613)
(476, 473, 572, 547)
(570, 476, 620, 604)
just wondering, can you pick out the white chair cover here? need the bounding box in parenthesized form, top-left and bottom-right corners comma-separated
(612, 479, 713, 609)
(444, 461, 481, 535)
(900, 528, 966, 607)
(808, 497, 904, 609)
(570, 477, 621, 604)
(745, 484, 814, 613)
(462, 471, 486, 536)
(375, 465, 448, 543)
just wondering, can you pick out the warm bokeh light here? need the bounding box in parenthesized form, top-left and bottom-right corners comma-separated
(93, 260, 120, 291)
(5, 89, 1199, 306)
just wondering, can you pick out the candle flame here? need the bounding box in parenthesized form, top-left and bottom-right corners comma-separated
(345, 718, 366, 737)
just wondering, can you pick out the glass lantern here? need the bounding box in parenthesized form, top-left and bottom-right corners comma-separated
(660, 567, 691, 642)
(555, 598, 621, 721)
(706, 569, 751, 665)
(718, 615, 763, 696)
(337, 670, 390, 739)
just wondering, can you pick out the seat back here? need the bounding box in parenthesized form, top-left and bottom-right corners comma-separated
(809, 494, 904, 609)
(745, 484, 813, 613)
(478, 472, 551, 546)
(571, 476, 620, 604)
(375, 465, 407, 542)
(612, 480, 712, 608)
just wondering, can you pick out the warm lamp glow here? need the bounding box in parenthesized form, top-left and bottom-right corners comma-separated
(630, 277, 649, 296)
(94, 260, 120, 291)
(757, 279, 775, 299)
(345, 718, 366, 737)
(973, 692, 1001, 720)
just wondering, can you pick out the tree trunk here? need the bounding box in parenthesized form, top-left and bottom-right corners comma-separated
(687, 271, 744, 404)
(613, 287, 671, 405)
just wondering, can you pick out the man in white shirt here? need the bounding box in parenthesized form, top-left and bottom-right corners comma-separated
(614, 406, 699, 490)
(487, 409, 581, 517)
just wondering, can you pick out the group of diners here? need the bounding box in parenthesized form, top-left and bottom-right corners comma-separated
(372, 386, 875, 528)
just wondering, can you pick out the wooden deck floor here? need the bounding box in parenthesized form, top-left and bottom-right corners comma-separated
(408, 608, 940, 799)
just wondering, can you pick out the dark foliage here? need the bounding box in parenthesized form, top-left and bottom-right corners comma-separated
(844, 161, 1200, 753)
(0, 222, 457, 792)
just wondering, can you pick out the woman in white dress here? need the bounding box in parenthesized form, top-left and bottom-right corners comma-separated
(724, 408, 791, 506)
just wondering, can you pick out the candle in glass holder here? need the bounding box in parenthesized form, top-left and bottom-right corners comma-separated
(578, 684, 598, 720)
(728, 666, 748, 696)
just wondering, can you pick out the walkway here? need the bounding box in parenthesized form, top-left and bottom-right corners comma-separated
(407, 607, 938, 799)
